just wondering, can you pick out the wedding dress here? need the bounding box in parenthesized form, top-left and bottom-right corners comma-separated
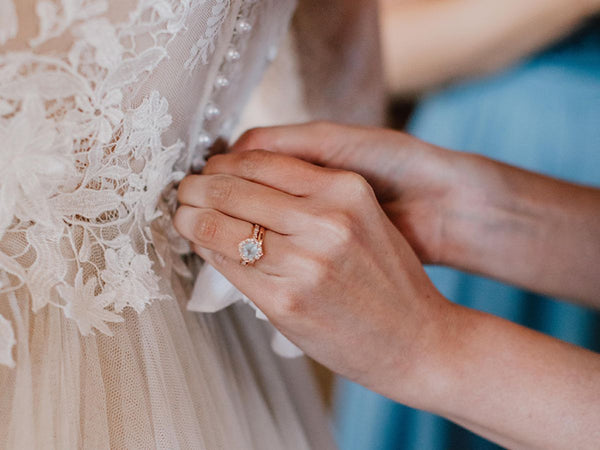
(0, 0, 382, 448)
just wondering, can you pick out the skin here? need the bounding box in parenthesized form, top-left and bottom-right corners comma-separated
(174, 122, 600, 449)
(380, 0, 600, 95)
(228, 122, 600, 307)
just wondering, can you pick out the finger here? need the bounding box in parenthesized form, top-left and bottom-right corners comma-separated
(173, 205, 290, 275)
(177, 174, 306, 235)
(203, 149, 336, 197)
(194, 246, 276, 318)
(231, 122, 354, 165)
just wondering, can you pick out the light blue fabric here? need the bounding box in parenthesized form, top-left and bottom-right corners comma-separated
(334, 20, 600, 450)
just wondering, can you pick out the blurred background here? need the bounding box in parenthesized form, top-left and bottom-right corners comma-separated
(315, 1, 600, 449)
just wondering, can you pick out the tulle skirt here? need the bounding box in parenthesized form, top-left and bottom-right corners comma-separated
(0, 267, 334, 449)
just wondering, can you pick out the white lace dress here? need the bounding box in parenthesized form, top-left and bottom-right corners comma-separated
(0, 0, 383, 448)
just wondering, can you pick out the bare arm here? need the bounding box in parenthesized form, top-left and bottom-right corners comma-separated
(438, 153, 600, 308)
(381, 0, 600, 95)
(419, 305, 600, 449)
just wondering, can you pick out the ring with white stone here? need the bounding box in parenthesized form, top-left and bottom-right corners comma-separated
(238, 224, 265, 266)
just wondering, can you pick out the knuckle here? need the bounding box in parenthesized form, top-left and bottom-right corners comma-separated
(319, 210, 356, 247)
(192, 210, 220, 243)
(302, 254, 331, 286)
(205, 174, 235, 204)
(337, 171, 374, 200)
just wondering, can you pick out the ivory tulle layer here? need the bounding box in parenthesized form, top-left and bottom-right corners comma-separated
(0, 273, 334, 449)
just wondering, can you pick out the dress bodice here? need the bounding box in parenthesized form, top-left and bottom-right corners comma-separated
(0, 0, 296, 366)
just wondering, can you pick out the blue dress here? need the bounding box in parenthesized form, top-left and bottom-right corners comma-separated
(334, 20, 600, 450)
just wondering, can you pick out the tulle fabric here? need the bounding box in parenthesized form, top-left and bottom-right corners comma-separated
(0, 273, 335, 449)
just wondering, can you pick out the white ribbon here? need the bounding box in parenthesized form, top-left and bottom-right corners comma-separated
(187, 263, 303, 358)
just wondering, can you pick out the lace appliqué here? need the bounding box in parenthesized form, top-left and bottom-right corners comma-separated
(31, 0, 109, 47)
(0, 0, 18, 46)
(185, 0, 232, 71)
(0, 0, 233, 366)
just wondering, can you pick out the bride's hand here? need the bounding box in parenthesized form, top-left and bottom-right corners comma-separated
(229, 122, 600, 306)
(174, 150, 453, 405)
(230, 121, 464, 265)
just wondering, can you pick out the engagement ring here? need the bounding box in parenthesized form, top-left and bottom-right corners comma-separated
(239, 224, 265, 265)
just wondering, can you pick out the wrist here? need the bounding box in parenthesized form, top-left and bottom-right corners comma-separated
(435, 153, 538, 276)
(434, 152, 497, 269)
(397, 301, 494, 417)
(385, 292, 468, 413)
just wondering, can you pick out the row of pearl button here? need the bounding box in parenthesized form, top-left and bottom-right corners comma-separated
(193, 13, 254, 166)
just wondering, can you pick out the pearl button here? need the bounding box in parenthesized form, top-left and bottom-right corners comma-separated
(205, 104, 220, 120)
(236, 20, 252, 33)
(191, 156, 205, 172)
(215, 75, 229, 88)
(220, 118, 235, 134)
(198, 133, 211, 146)
(225, 48, 240, 62)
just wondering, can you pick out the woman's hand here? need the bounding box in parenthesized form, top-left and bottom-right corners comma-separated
(174, 149, 451, 404)
(231, 121, 461, 265)
(231, 121, 600, 307)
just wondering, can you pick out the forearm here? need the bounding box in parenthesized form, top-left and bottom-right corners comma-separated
(403, 305, 600, 449)
(381, 0, 600, 95)
(440, 154, 600, 307)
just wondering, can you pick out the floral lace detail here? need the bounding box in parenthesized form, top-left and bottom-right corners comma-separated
(0, 0, 240, 366)
(31, 0, 109, 47)
(0, 0, 18, 46)
(185, 0, 232, 71)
